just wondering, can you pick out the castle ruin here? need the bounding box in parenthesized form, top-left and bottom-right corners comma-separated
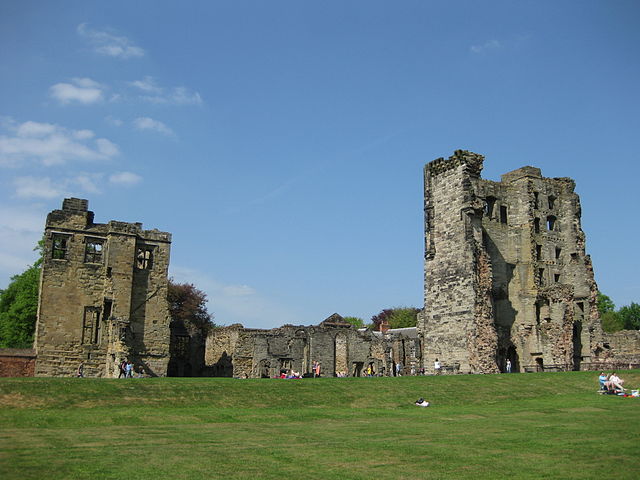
(4, 151, 636, 378)
(34, 198, 172, 377)
(419, 151, 606, 373)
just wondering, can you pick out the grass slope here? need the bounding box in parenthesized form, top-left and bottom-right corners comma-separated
(1, 371, 639, 479)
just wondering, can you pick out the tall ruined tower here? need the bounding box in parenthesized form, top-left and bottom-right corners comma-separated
(419, 151, 602, 373)
(35, 198, 172, 377)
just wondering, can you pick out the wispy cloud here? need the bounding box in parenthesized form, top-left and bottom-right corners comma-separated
(77, 23, 144, 59)
(133, 117, 174, 136)
(470, 39, 502, 54)
(0, 204, 45, 283)
(49, 77, 104, 105)
(105, 116, 123, 127)
(13, 173, 104, 200)
(169, 266, 301, 328)
(13, 177, 66, 199)
(129, 77, 203, 106)
(128, 76, 162, 94)
(0, 118, 119, 167)
(109, 171, 142, 186)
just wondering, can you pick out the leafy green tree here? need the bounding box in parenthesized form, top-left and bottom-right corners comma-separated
(370, 307, 420, 330)
(167, 279, 215, 335)
(597, 292, 615, 315)
(600, 311, 624, 333)
(618, 302, 640, 331)
(0, 264, 41, 348)
(342, 316, 364, 328)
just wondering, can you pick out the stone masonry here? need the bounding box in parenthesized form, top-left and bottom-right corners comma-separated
(419, 151, 610, 373)
(34, 198, 172, 377)
(205, 314, 421, 378)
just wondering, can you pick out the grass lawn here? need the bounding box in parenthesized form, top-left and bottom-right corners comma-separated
(1, 370, 639, 479)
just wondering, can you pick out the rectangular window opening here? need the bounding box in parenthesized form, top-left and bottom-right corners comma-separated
(52, 234, 69, 259)
(548, 195, 556, 209)
(536, 244, 542, 261)
(84, 239, 104, 263)
(554, 274, 561, 283)
(82, 307, 101, 345)
(136, 246, 154, 270)
(555, 247, 562, 260)
(533, 192, 539, 210)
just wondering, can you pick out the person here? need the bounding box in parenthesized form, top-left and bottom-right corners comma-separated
(607, 372, 625, 392)
(415, 397, 430, 407)
(598, 372, 608, 390)
(125, 361, 133, 378)
(506, 359, 512, 373)
(313, 360, 321, 378)
(396, 362, 402, 376)
(76, 362, 84, 378)
(118, 360, 126, 378)
(434, 358, 441, 375)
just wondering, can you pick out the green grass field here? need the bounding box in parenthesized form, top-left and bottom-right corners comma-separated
(1, 370, 639, 479)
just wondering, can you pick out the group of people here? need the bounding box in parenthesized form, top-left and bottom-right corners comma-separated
(118, 360, 135, 378)
(598, 371, 626, 393)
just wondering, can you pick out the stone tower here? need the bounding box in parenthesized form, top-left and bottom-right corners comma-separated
(419, 151, 602, 373)
(34, 198, 172, 377)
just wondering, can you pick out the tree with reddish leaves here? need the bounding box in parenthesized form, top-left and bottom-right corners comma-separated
(370, 307, 420, 330)
(167, 279, 215, 335)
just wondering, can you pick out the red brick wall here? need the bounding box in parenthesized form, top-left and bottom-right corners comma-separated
(0, 349, 36, 377)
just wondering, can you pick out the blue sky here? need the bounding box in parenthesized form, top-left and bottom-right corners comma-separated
(1, 1, 639, 328)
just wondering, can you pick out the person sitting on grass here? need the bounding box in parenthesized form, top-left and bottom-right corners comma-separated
(598, 372, 608, 391)
(607, 372, 625, 392)
(414, 398, 430, 407)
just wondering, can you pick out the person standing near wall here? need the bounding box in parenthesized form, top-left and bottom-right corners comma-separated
(434, 358, 441, 375)
(506, 359, 512, 373)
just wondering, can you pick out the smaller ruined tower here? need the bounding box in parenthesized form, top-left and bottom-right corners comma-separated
(418, 151, 602, 373)
(34, 198, 172, 377)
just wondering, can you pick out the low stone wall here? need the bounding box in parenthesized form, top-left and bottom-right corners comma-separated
(0, 349, 36, 377)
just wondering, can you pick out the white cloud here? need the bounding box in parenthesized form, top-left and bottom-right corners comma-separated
(73, 174, 102, 194)
(0, 204, 45, 287)
(222, 285, 256, 297)
(133, 117, 174, 136)
(129, 77, 203, 106)
(13, 177, 66, 199)
(169, 266, 301, 328)
(0, 119, 119, 167)
(77, 23, 145, 59)
(50, 77, 104, 105)
(12, 173, 105, 200)
(109, 171, 142, 186)
(128, 76, 162, 94)
(470, 39, 502, 54)
(105, 116, 123, 127)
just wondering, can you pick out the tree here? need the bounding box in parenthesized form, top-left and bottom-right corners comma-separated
(342, 316, 364, 328)
(370, 307, 420, 330)
(167, 279, 215, 335)
(597, 292, 615, 315)
(618, 302, 640, 331)
(0, 264, 40, 348)
(600, 311, 624, 333)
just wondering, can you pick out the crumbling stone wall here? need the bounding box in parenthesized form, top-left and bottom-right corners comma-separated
(34, 198, 172, 377)
(419, 151, 606, 373)
(205, 314, 419, 378)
